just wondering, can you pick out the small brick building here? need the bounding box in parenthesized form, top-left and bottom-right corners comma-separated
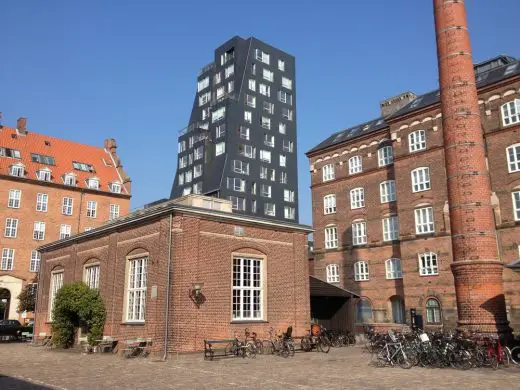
(34, 195, 311, 354)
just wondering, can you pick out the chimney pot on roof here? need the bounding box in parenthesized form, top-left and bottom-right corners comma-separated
(104, 138, 117, 154)
(17, 117, 27, 135)
(379, 92, 417, 117)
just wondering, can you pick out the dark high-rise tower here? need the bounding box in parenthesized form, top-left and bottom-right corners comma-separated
(171, 36, 298, 222)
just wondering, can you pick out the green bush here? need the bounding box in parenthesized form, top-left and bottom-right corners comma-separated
(51, 282, 106, 348)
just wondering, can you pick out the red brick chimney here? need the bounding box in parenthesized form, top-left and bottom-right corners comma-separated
(17, 117, 27, 135)
(433, 0, 510, 335)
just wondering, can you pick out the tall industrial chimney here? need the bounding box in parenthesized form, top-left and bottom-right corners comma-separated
(433, 0, 510, 335)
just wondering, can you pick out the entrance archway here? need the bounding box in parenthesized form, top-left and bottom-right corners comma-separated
(0, 288, 11, 320)
(390, 295, 405, 324)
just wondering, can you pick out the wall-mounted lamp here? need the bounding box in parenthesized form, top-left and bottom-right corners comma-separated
(189, 282, 205, 307)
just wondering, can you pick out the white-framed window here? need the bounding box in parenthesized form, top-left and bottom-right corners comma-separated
(238, 144, 255, 158)
(179, 155, 187, 168)
(507, 144, 520, 173)
(278, 90, 291, 105)
(382, 216, 400, 241)
(216, 86, 225, 100)
(282, 108, 293, 121)
(259, 83, 270, 97)
(324, 226, 338, 249)
(87, 200, 97, 218)
(227, 177, 246, 192)
(244, 110, 252, 123)
(278, 59, 285, 71)
(323, 194, 336, 214)
(232, 256, 263, 320)
(261, 116, 271, 130)
(354, 261, 369, 281)
(264, 202, 276, 216)
(246, 94, 256, 108)
(255, 49, 270, 64)
(1, 248, 14, 271)
(64, 174, 76, 186)
(385, 258, 402, 279)
(194, 146, 204, 160)
(248, 79, 256, 91)
(350, 187, 365, 209)
(85, 264, 100, 289)
(36, 193, 48, 212)
(512, 191, 520, 221)
(349, 156, 362, 174)
(193, 182, 202, 194)
(215, 142, 226, 156)
(352, 221, 367, 246)
(126, 256, 148, 322)
(193, 164, 202, 178)
(110, 182, 122, 194)
(501, 99, 520, 126)
(229, 196, 246, 211)
(87, 178, 100, 190)
(279, 122, 286, 134)
(411, 167, 431, 192)
(284, 189, 295, 202)
(282, 140, 294, 153)
(260, 166, 275, 181)
(426, 298, 442, 324)
(227, 80, 234, 94)
(378, 146, 393, 167)
(263, 101, 274, 114)
(62, 197, 73, 215)
(281, 76, 292, 90)
(322, 164, 335, 182)
(110, 204, 120, 221)
(59, 224, 71, 239)
(326, 264, 340, 283)
(37, 168, 52, 182)
(30, 250, 40, 273)
(9, 163, 24, 177)
(49, 270, 64, 321)
(4, 218, 19, 238)
(260, 184, 272, 198)
(198, 92, 210, 106)
(8, 189, 21, 208)
(263, 68, 274, 82)
(233, 160, 249, 175)
(259, 150, 271, 163)
(415, 207, 435, 234)
(280, 171, 287, 184)
(419, 252, 439, 276)
(197, 76, 209, 92)
(225, 64, 234, 79)
(33, 221, 46, 240)
(280, 154, 287, 167)
(264, 134, 275, 147)
(214, 71, 222, 84)
(182, 187, 192, 196)
(284, 206, 295, 220)
(380, 180, 396, 203)
(409, 130, 426, 152)
(185, 170, 192, 183)
(212, 107, 226, 123)
(239, 126, 250, 140)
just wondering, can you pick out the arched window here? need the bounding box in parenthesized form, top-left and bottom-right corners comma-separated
(354, 261, 369, 281)
(506, 144, 520, 173)
(326, 264, 340, 283)
(324, 226, 338, 249)
(349, 155, 362, 174)
(323, 194, 336, 215)
(350, 187, 365, 209)
(385, 258, 402, 279)
(378, 146, 393, 167)
(425, 298, 442, 324)
(356, 298, 373, 323)
(501, 99, 520, 127)
(408, 130, 426, 152)
(411, 167, 431, 192)
(380, 180, 396, 203)
(322, 163, 335, 182)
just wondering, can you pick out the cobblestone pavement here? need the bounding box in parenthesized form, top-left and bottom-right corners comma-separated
(0, 343, 518, 389)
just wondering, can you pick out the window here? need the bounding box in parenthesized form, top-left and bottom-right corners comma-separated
(182, 187, 192, 196)
(64, 174, 76, 186)
(0, 147, 21, 159)
(322, 164, 334, 182)
(199, 92, 210, 106)
(49, 270, 64, 321)
(352, 221, 367, 246)
(246, 94, 256, 108)
(264, 202, 276, 216)
(239, 126, 250, 140)
(216, 86, 225, 100)
(1, 248, 14, 271)
(415, 207, 435, 234)
(59, 224, 71, 239)
(229, 196, 246, 211)
(356, 299, 373, 323)
(279, 154, 286, 167)
(193, 182, 202, 194)
(185, 170, 192, 183)
(501, 99, 520, 126)
(178, 173, 184, 185)
(251, 200, 257, 213)
(126, 257, 148, 322)
(244, 110, 252, 123)
(110, 204, 120, 220)
(326, 264, 340, 283)
(110, 182, 122, 194)
(259, 83, 270, 97)
(179, 155, 187, 168)
(380, 180, 396, 203)
(263, 68, 274, 82)
(87, 201, 97, 218)
(323, 194, 336, 214)
(9, 164, 24, 177)
(385, 258, 402, 279)
(260, 150, 271, 163)
(197, 76, 209, 92)
(409, 130, 426, 152)
(227, 177, 245, 192)
(225, 64, 234, 78)
(278, 59, 285, 71)
(382, 216, 400, 241)
(4, 218, 18, 238)
(85, 264, 100, 289)
(251, 182, 257, 195)
(232, 256, 263, 320)
(426, 298, 442, 324)
(36, 193, 48, 212)
(284, 206, 295, 220)
(350, 188, 365, 209)
(282, 140, 294, 153)
(354, 261, 369, 281)
(30, 250, 40, 273)
(260, 166, 275, 181)
(33, 222, 46, 240)
(238, 144, 255, 158)
(248, 79, 256, 91)
(62, 197, 73, 215)
(227, 80, 234, 93)
(263, 101, 274, 114)
(349, 156, 362, 174)
(178, 140, 186, 153)
(260, 184, 272, 198)
(278, 90, 291, 105)
(214, 72, 222, 85)
(193, 164, 202, 178)
(378, 146, 393, 166)
(264, 134, 275, 147)
(37, 169, 52, 182)
(411, 167, 431, 192)
(233, 160, 249, 175)
(73, 161, 94, 172)
(281, 108, 293, 120)
(31, 153, 55, 165)
(507, 144, 520, 173)
(324, 226, 338, 249)
(215, 142, 226, 156)
(8, 189, 21, 208)
(87, 178, 100, 190)
(513, 191, 520, 221)
(280, 171, 287, 184)
(281, 76, 292, 90)
(212, 107, 226, 123)
(419, 252, 439, 275)
(261, 116, 271, 129)
(221, 49, 234, 65)
(279, 122, 286, 134)
(284, 189, 295, 202)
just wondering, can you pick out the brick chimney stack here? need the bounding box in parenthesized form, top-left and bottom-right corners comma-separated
(17, 117, 27, 135)
(433, 0, 510, 335)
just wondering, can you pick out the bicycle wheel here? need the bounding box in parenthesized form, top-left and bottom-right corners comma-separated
(255, 340, 264, 354)
(245, 342, 256, 359)
(500, 348, 510, 368)
(287, 342, 295, 357)
(300, 336, 312, 352)
(397, 352, 413, 369)
(509, 346, 520, 365)
(318, 337, 330, 353)
(489, 354, 499, 370)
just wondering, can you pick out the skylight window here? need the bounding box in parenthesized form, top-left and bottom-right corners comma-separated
(31, 153, 55, 165)
(73, 161, 94, 172)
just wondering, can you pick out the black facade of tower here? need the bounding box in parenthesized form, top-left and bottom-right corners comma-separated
(171, 36, 298, 222)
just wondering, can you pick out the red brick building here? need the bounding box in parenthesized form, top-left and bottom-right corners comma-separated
(34, 195, 312, 354)
(0, 118, 131, 321)
(306, 55, 520, 331)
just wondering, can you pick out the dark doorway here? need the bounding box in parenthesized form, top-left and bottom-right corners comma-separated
(0, 288, 11, 320)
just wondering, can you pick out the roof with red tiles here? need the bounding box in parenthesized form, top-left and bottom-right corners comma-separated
(0, 123, 131, 196)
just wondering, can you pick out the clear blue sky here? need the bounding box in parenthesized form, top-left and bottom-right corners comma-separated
(2, 0, 518, 226)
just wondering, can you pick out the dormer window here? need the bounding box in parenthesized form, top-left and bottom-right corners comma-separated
(63, 173, 76, 186)
(9, 163, 24, 177)
(37, 168, 52, 182)
(110, 182, 122, 194)
(87, 178, 100, 190)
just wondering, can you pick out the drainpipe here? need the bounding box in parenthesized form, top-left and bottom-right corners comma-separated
(163, 213, 173, 360)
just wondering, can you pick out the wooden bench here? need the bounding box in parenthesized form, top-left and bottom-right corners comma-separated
(203, 339, 235, 360)
(122, 338, 152, 358)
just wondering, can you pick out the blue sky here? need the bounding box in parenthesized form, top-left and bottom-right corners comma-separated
(2, 0, 518, 226)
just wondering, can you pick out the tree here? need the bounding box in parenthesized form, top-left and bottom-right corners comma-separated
(17, 282, 37, 313)
(51, 282, 106, 348)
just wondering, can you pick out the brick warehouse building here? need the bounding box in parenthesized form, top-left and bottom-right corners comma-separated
(306, 55, 520, 330)
(0, 118, 131, 321)
(34, 195, 312, 354)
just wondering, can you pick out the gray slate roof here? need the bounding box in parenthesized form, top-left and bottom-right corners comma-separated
(307, 56, 519, 155)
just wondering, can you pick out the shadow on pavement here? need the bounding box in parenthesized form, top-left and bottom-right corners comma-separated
(0, 375, 52, 389)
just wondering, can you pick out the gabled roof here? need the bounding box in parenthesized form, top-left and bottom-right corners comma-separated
(307, 55, 520, 155)
(0, 125, 130, 195)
